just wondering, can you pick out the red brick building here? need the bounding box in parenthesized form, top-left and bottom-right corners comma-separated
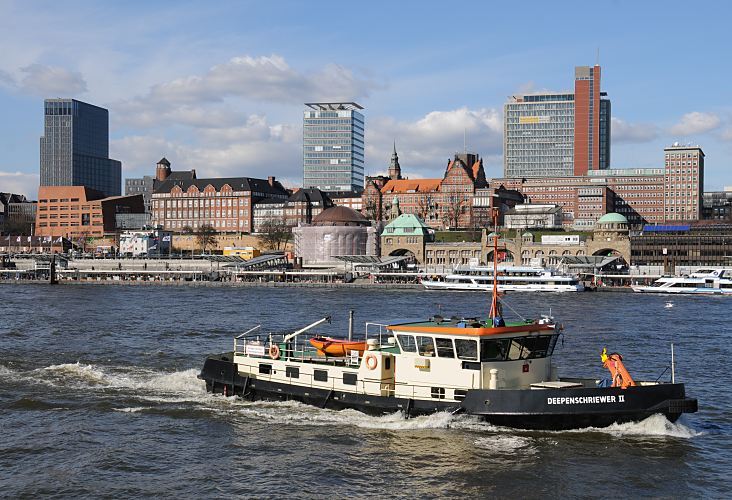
(151, 175, 289, 233)
(35, 186, 145, 239)
(362, 149, 512, 229)
(498, 145, 704, 228)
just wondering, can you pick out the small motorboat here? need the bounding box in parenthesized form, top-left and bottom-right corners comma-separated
(309, 336, 367, 357)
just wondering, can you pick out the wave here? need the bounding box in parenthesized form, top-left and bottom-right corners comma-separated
(571, 413, 702, 438)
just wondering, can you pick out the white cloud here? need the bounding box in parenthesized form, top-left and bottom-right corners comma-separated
(148, 55, 377, 104)
(611, 117, 658, 144)
(0, 171, 39, 199)
(111, 113, 303, 183)
(365, 107, 503, 179)
(670, 111, 721, 136)
(19, 63, 87, 96)
(719, 127, 732, 142)
(0, 69, 14, 87)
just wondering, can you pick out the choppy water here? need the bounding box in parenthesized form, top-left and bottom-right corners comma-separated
(0, 284, 730, 497)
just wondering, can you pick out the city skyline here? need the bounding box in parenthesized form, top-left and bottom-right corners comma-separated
(1, 1, 732, 198)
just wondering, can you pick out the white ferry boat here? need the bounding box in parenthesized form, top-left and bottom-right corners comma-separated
(199, 211, 696, 430)
(421, 265, 584, 292)
(631, 269, 732, 295)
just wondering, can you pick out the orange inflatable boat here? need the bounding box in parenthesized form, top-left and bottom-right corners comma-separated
(309, 336, 367, 357)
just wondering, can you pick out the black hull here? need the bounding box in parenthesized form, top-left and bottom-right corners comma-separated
(199, 356, 697, 430)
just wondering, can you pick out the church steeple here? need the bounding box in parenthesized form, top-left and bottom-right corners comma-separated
(388, 141, 402, 180)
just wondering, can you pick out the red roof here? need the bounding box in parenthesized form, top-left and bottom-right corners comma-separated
(380, 178, 441, 194)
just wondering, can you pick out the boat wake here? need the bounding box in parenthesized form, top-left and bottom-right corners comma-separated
(0, 361, 209, 405)
(0, 362, 701, 440)
(566, 413, 702, 438)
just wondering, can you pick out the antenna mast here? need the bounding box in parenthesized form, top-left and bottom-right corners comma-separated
(489, 207, 501, 323)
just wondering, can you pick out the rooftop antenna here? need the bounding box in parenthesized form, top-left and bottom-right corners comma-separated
(596, 47, 600, 66)
(463, 128, 467, 154)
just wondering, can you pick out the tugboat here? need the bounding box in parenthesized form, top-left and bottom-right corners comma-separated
(199, 210, 698, 430)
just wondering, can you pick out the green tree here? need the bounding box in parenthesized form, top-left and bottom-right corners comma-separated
(258, 218, 291, 251)
(196, 224, 218, 254)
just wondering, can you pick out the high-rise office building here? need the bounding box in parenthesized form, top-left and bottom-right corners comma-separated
(40, 98, 122, 197)
(663, 143, 704, 221)
(303, 102, 364, 192)
(504, 65, 610, 178)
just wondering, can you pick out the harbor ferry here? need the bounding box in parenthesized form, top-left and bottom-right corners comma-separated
(631, 269, 732, 295)
(421, 265, 584, 292)
(199, 212, 697, 430)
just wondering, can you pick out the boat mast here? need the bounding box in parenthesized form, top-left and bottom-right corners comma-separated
(489, 207, 500, 322)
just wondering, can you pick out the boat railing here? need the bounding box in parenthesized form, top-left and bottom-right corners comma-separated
(365, 322, 390, 345)
(234, 331, 363, 364)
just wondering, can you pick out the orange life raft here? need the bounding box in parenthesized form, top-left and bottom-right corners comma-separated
(309, 336, 367, 357)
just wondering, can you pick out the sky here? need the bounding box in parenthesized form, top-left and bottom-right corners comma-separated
(1, 0, 731, 199)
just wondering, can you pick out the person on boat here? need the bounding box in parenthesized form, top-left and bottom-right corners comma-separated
(492, 302, 505, 327)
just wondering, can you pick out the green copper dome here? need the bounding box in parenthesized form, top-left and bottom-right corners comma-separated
(596, 213, 628, 225)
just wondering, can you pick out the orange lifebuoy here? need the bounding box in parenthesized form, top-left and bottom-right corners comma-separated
(365, 353, 378, 370)
(269, 344, 281, 360)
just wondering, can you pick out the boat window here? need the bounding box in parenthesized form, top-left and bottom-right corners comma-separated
(286, 366, 299, 379)
(530, 336, 554, 358)
(453, 389, 467, 400)
(383, 357, 391, 370)
(343, 372, 357, 386)
(416, 336, 435, 357)
(397, 334, 417, 353)
(506, 336, 557, 360)
(480, 338, 510, 361)
(455, 339, 478, 360)
(314, 369, 328, 382)
(431, 387, 446, 399)
(259, 363, 272, 375)
(435, 338, 455, 358)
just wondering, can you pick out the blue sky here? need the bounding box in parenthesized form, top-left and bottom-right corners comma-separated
(1, 0, 731, 198)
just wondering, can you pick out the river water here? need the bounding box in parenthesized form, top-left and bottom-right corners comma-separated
(0, 284, 729, 498)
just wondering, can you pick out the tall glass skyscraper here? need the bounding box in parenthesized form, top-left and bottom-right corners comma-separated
(303, 102, 364, 192)
(503, 65, 610, 178)
(40, 99, 122, 197)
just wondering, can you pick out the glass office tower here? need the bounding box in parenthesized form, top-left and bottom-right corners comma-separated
(40, 99, 122, 197)
(503, 65, 610, 178)
(303, 102, 364, 192)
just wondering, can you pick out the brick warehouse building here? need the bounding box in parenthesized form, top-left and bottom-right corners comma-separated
(498, 144, 704, 229)
(151, 175, 289, 233)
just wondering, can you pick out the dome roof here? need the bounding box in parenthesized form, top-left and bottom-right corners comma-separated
(597, 213, 628, 225)
(312, 205, 369, 226)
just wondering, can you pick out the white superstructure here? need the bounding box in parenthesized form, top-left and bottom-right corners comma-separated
(422, 265, 584, 292)
(631, 269, 732, 295)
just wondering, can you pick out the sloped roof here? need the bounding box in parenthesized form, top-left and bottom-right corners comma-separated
(312, 205, 369, 226)
(154, 176, 288, 196)
(289, 188, 332, 206)
(380, 178, 441, 194)
(382, 213, 432, 236)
